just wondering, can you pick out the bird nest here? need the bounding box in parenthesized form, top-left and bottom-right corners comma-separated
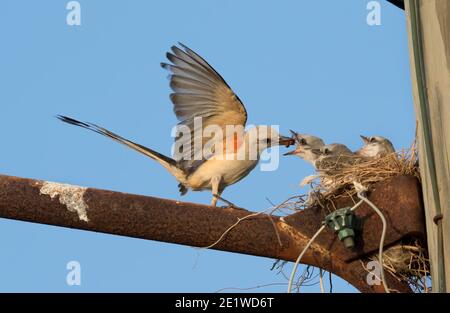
(365, 240, 431, 293)
(315, 147, 430, 292)
(311, 146, 420, 200)
(279, 145, 431, 292)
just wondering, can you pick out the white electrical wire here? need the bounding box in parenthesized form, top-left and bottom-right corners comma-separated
(319, 269, 325, 293)
(357, 192, 390, 293)
(287, 199, 364, 293)
(287, 224, 326, 293)
(350, 199, 364, 212)
(286, 195, 390, 293)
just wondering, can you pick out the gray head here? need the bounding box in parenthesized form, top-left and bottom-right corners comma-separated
(290, 130, 325, 149)
(283, 130, 325, 165)
(244, 126, 295, 156)
(357, 135, 395, 158)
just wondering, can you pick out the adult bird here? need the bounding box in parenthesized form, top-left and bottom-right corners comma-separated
(57, 43, 294, 206)
(355, 135, 395, 158)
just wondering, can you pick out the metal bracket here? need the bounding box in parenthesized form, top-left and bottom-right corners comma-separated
(324, 207, 361, 249)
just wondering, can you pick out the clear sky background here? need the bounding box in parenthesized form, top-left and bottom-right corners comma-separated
(0, 1, 413, 292)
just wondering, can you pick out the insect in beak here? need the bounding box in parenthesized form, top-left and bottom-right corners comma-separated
(279, 135, 296, 147)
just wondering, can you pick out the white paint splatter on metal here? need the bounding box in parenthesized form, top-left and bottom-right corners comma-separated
(39, 181, 89, 222)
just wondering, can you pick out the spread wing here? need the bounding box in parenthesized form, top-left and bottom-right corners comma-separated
(161, 43, 248, 170)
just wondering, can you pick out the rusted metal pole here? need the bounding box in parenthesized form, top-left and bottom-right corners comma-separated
(0, 174, 421, 292)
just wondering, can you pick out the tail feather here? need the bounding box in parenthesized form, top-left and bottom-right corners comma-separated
(57, 115, 187, 182)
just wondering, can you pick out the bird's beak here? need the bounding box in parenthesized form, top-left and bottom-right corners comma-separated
(360, 135, 370, 144)
(279, 135, 295, 147)
(289, 129, 300, 144)
(289, 129, 298, 138)
(283, 148, 298, 156)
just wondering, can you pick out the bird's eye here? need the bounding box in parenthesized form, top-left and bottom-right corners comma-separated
(324, 148, 330, 154)
(370, 137, 376, 143)
(299, 138, 307, 145)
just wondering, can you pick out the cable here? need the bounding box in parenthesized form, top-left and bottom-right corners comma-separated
(287, 199, 364, 293)
(287, 224, 326, 293)
(287, 194, 390, 293)
(357, 192, 390, 293)
(350, 199, 364, 212)
(319, 269, 325, 293)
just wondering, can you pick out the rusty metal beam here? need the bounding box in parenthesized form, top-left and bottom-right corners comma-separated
(0, 174, 421, 292)
(285, 175, 426, 263)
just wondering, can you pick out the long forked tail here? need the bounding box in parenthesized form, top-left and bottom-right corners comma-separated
(56, 115, 186, 181)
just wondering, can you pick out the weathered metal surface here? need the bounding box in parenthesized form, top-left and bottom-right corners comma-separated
(284, 175, 426, 262)
(0, 173, 417, 292)
(405, 0, 450, 293)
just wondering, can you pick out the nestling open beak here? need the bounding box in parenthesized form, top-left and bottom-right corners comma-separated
(360, 135, 370, 144)
(279, 135, 295, 148)
(289, 129, 299, 139)
(283, 148, 299, 156)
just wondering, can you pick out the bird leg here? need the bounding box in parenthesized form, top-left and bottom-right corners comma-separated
(212, 194, 241, 209)
(211, 195, 219, 207)
(211, 176, 240, 208)
(211, 176, 222, 207)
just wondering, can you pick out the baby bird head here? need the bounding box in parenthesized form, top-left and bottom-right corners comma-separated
(357, 135, 395, 158)
(283, 131, 325, 165)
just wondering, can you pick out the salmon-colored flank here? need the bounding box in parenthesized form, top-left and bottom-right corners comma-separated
(222, 133, 243, 155)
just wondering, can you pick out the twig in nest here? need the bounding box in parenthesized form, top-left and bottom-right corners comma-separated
(367, 241, 430, 293)
(309, 147, 419, 209)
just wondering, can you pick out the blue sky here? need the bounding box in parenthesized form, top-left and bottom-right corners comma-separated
(0, 1, 413, 292)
